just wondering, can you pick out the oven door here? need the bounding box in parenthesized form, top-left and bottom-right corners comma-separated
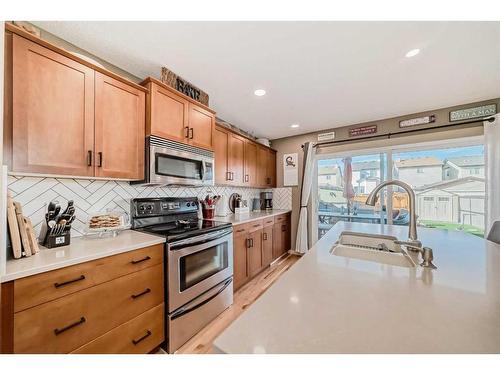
(150, 144, 214, 186)
(168, 228, 233, 312)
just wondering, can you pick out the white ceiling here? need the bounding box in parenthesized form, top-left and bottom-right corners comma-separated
(33, 21, 500, 139)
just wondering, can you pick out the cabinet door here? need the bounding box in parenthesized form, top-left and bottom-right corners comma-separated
(247, 230, 263, 277)
(244, 140, 258, 187)
(233, 232, 249, 291)
(148, 82, 188, 143)
(214, 126, 230, 184)
(272, 223, 284, 261)
(95, 72, 145, 179)
(262, 226, 274, 267)
(188, 103, 214, 150)
(256, 146, 269, 187)
(228, 133, 245, 185)
(267, 150, 277, 187)
(11, 35, 95, 176)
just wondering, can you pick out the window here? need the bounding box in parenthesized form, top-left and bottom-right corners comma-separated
(315, 141, 485, 242)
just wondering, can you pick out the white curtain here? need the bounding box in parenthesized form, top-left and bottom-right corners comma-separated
(485, 114, 500, 234)
(295, 142, 315, 254)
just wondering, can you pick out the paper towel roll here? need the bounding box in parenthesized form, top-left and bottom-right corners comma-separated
(215, 195, 229, 217)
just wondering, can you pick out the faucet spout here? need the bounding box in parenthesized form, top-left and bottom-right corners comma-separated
(365, 179, 418, 242)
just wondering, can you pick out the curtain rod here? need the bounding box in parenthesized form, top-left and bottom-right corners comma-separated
(301, 116, 496, 149)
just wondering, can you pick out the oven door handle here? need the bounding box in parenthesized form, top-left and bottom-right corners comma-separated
(170, 278, 232, 320)
(169, 228, 233, 249)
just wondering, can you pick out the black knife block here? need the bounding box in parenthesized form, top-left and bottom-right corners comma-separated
(44, 231, 71, 248)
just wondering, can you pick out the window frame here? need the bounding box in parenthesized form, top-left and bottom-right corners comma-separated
(312, 135, 485, 244)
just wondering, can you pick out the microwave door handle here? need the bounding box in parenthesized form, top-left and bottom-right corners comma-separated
(201, 161, 206, 180)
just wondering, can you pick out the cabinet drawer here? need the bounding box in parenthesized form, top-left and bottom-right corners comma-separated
(13, 263, 163, 353)
(248, 220, 263, 233)
(263, 216, 275, 227)
(274, 213, 289, 223)
(14, 244, 163, 312)
(71, 303, 164, 354)
(233, 223, 250, 236)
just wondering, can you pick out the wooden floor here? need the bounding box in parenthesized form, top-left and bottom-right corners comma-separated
(175, 254, 300, 354)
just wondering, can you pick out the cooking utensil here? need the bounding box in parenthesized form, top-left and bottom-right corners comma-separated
(13, 201, 32, 257)
(7, 194, 22, 259)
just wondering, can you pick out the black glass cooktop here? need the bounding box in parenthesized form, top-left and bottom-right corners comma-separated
(138, 219, 232, 242)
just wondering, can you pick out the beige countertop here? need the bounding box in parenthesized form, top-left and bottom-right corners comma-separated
(211, 210, 291, 225)
(213, 222, 500, 353)
(1, 230, 165, 282)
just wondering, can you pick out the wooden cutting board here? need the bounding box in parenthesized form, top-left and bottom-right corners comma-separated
(24, 217, 40, 254)
(7, 194, 22, 259)
(13, 201, 32, 257)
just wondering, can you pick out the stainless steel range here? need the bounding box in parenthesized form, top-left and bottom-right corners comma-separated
(131, 197, 233, 353)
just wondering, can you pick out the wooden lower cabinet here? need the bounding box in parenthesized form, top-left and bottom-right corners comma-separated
(233, 214, 290, 291)
(262, 225, 274, 267)
(247, 229, 263, 278)
(71, 303, 164, 354)
(1, 245, 165, 354)
(233, 225, 250, 291)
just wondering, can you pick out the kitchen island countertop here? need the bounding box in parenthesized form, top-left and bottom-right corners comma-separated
(213, 221, 500, 353)
(1, 230, 165, 282)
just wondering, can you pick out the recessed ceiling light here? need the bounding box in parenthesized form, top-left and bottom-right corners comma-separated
(405, 48, 420, 58)
(254, 89, 266, 96)
(290, 124, 300, 128)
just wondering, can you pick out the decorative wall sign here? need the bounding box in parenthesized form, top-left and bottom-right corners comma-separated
(449, 104, 496, 122)
(399, 115, 436, 128)
(349, 125, 377, 137)
(283, 153, 299, 186)
(318, 131, 336, 142)
(161, 67, 209, 106)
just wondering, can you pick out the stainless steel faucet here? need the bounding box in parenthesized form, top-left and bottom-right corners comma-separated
(365, 179, 419, 245)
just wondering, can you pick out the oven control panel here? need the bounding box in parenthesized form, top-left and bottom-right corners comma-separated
(132, 198, 199, 218)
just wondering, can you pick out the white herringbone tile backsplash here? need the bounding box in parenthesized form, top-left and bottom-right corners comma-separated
(8, 175, 292, 237)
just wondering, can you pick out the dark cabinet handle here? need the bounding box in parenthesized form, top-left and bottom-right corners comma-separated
(236, 228, 246, 233)
(132, 330, 152, 345)
(246, 238, 250, 248)
(282, 225, 286, 232)
(231, 172, 235, 181)
(54, 317, 86, 335)
(263, 232, 268, 241)
(54, 275, 85, 288)
(253, 224, 260, 228)
(266, 177, 271, 185)
(97, 152, 103, 167)
(131, 255, 151, 264)
(245, 174, 249, 182)
(87, 150, 92, 166)
(131, 288, 151, 299)
(184, 126, 190, 138)
(226, 171, 231, 181)
(189, 127, 194, 139)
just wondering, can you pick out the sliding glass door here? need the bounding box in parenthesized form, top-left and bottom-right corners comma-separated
(314, 138, 485, 241)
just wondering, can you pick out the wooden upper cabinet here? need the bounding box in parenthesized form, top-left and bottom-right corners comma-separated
(256, 146, 269, 187)
(244, 140, 258, 186)
(228, 133, 246, 185)
(267, 150, 277, 187)
(147, 81, 188, 143)
(214, 126, 230, 184)
(11, 34, 95, 176)
(143, 78, 215, 151)
(188, 103, 214, 150)
(94, 72, 145, 179)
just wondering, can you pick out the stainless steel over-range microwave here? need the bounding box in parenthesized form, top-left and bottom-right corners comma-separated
(133, 136, 214, 187)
